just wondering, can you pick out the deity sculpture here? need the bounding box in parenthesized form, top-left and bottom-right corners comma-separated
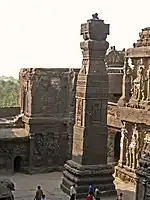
(76, 99, 83, 126)
(133, 64, 145, 101)
(128, 125, 139, 169)
(125, 138, 129, 167)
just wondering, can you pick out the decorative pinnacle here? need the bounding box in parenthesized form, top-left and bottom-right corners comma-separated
(92, 13, 99, 20)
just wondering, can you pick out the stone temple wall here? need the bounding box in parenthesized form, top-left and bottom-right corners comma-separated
(0, 107, 20, 118)
(0, 137, 29, 173)
(19, 68, 79, 173)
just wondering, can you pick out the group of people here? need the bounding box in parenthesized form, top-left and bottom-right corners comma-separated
(34, 184, 123, 200)
(70, 184, 123, 200)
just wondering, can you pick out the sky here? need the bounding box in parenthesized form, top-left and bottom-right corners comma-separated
(0, 0, 150, 78)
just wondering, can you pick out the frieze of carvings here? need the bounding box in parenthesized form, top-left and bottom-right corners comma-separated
(115, 168, 136, 184)
(65, 160, 113, 174)
(92, 103, 102, 121)
(107, 68, 123, 73)
(0, 148, 13, 159)
(105, 46, 125, 67)
(134, 27, 150, 47)
(34, 133, 55, 162)
(77, 80, 86, 85)
(0, 144, 27, 160)
(80, 59, 88, 74)
(107, 134, 115, 157)
(15, 144, 27, 155)
(123, 57, 150, 107)
(76, 98, 83, 126)
(76, 91, 85, 98)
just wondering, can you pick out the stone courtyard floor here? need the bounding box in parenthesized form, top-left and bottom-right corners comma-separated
(0, 172, 135, 200)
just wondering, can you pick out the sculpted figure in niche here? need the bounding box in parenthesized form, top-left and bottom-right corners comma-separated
(76, 99, 83, 126)
(80, 60, 88, 74)
(133, 65, 145, 100)
(128, 130, 138, 169)
(125, 138, 129, 167)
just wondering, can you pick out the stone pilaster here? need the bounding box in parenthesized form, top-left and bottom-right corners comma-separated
(118, 58, 132, 106)
(118, 122, 128, 167)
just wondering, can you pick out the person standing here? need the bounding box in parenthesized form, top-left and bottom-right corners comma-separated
(94, 186, 100, 200)
(88, 184, 94, 195)
(86, 192, 93, 200)
(117, 193, 123, 200)
(70, 184, 76, 200)
(34, 186, 43, 200)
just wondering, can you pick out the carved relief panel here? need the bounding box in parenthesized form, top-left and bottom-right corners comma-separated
(130, 58, 150, 102)
(92, 103, 101, 122)
(33, 133, 54, 166)
(80, 59, 88, 74)
(92, 100, 107, 123)
(76, 98, 83, 126)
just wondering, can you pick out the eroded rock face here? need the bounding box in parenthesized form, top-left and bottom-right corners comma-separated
(0, 179, 15, 200)
(0, 179, 15, 191)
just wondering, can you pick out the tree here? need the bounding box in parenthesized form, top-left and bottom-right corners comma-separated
(0, 76, 19, 107)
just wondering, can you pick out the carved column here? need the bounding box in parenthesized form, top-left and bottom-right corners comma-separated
(146, 65, 150, 103)
(107, 132, 116, 165)
(118, 122, 128, 167)
(118, 58, 132, 106)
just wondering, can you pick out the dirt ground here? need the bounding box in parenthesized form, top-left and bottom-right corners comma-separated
(0, 172, 136, 200)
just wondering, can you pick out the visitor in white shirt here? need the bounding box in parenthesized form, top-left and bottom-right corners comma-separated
(70, 184, 76, 200)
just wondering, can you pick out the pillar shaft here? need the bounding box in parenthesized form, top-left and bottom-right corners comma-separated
(60, 13, 116, 198)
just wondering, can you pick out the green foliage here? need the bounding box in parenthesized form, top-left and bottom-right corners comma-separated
(0, 76, 19, 107)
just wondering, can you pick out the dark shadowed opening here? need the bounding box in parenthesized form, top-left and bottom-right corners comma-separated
(14, 156, 22, 172)
(114, 132, 121, 162)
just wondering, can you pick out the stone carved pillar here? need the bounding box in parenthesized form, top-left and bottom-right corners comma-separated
(60, 13, 116, 198)
(118, 122, 128, 167)
(107, 132, 116, 165)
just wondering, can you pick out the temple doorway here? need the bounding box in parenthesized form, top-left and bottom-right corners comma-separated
(14, 156, 22, 172)
(114, 132, 121, 162)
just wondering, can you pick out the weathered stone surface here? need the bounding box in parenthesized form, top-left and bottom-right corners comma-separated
(61, 160, 115, 198)
(60, 13, 116, 198)
(21, 68, 78, 173)
(0, 68, 79, 173)
(105, 46, 124, 103)
(118, 28, 150, 110)
(135, 139, 150, 199)
(107, 103, 150, 128)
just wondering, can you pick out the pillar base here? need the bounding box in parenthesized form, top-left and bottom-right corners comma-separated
(60, 160, 116, 199)
(117, 97, 128, 107)
(115, 165, 137, 184)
